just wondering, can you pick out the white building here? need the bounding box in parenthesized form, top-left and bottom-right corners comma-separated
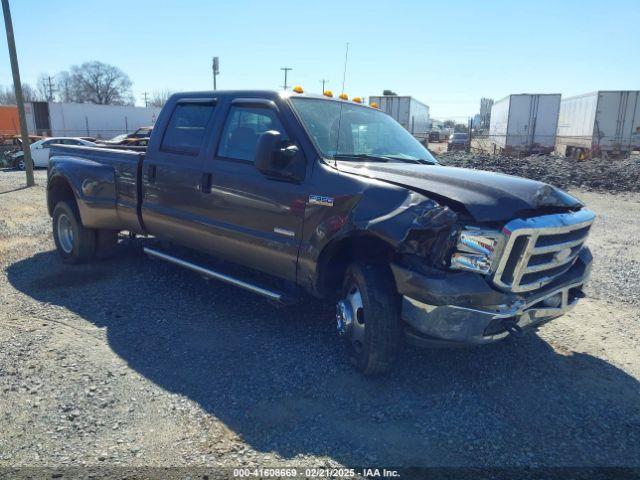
(25, 101, 162, 139)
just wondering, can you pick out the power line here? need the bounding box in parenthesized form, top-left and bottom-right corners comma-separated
(280, 67, 292, 91)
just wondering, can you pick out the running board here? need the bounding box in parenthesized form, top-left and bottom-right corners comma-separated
(143, 247, 284, 302)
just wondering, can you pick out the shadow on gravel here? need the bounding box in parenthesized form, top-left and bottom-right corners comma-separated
(0, 185, 30, 195)
(7, 245, 640, 467)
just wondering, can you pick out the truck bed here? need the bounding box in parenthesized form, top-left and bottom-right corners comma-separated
(48, 144, 146, 233)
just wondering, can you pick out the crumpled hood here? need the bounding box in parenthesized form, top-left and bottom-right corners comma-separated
(337, 162, 583, 222)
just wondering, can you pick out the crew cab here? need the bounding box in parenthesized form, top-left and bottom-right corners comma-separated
(46, 89, 594, 375)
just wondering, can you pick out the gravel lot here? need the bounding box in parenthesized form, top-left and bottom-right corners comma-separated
(0, 168, 639, 471)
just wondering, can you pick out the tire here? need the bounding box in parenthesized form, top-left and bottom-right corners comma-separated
(16, 157, 25, 170)
(52, 201, 96, 264)
(336, 262, 403, 375)
(95, 229, 119, 260)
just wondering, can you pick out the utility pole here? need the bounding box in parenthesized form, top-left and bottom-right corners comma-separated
(46, 75, 55, 101)
(2, 0, 34, 186)
(280, 67, 292, 90)
(320, 78, 329, 93)
(143, 91, 149, 107)
(212, 57, 219, 90)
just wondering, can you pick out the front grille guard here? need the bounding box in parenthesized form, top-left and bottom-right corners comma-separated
(492, 209, 596, 293)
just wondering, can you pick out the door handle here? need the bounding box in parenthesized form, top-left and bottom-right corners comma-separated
(201, 172, 213, 194)
(147, 164, 157, 183)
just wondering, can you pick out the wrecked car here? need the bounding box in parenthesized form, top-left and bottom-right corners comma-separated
(45, 89, 595, 375)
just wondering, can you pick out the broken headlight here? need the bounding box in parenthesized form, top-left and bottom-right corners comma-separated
(450, 228, 504, 275)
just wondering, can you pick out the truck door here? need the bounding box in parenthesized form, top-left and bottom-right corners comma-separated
(198, 98, 307, 282)
(141, 99, 217, 246)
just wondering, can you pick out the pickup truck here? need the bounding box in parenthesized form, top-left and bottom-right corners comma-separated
(46, 89, 595, 375)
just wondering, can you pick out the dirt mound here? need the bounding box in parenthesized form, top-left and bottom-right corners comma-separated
(437, 152, 640, 193)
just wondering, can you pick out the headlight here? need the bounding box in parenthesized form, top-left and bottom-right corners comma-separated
(450, 227, 504, 275)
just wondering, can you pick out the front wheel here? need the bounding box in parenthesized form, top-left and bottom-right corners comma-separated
(16, 157, 25, 170)
(336, 262, 403, 375)
(52, 201, 96, 264)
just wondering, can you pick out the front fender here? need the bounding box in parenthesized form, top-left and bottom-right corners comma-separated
(48, 155, 120, 230)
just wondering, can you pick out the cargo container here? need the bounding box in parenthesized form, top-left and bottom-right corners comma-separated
(0, 105, 19, 135)
(24, 101, 162, 140)
(555, 91, 640, 158)
(489, 94, 561, 154)
(368, 96, 430, 140)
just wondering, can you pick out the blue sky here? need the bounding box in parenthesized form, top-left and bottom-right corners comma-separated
(2, 0, 639, 119)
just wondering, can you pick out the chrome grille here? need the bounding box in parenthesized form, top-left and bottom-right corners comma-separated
(492, 210, 595, 292)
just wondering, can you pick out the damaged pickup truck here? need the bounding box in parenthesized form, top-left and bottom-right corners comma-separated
(46, 89, 595, 375)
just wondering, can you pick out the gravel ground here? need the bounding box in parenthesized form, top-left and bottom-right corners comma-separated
(0, 168, 639, 471)
(438, 151, 640, 193)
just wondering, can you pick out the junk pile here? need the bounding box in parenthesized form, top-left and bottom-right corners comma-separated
(437, 152, 640, 193)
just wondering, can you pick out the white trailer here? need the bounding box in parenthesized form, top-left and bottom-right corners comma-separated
(368, 96, 430, 140)
(24, 102, 162, 139)
(556, 91, 640, 158)
(489, 94, 561, 154)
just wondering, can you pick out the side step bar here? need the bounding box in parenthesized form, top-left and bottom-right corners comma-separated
(143, 247, 284, 302)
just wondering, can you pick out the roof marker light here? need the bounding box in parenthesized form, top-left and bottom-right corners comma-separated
(293, 85, 304, 93)
(339, 93, 348, 100)
(323, 90, 333, 97)
(352, 97, 362, 103)
(370, 102, 379, 108)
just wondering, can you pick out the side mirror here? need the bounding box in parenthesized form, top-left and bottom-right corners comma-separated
(255, 130, 300, 178)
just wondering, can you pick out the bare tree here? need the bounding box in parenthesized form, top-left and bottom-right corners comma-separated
(56, 71, 75, 103)
(0, 83, 39, 104)
(148, 90, 173, 108)
(0, 85, 15, 104)
(36, 73, 55, 101)
(22, 84, 38, 101)
(69, 61, 134, 105)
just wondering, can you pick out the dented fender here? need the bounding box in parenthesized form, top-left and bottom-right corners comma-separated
(297, 172, 461, 296)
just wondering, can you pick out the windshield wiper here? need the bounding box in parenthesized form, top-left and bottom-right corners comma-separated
(333, 153, 391, 162)
(333, 153, 436, 165)
(373, 155, 436, 165)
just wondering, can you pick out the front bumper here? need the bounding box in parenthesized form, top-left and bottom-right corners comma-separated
(392, 248, 592, 347)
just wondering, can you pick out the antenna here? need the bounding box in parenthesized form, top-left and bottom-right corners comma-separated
(333, 42, 350, 163)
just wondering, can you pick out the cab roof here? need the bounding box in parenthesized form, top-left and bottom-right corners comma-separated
(168, 90, 376, 108)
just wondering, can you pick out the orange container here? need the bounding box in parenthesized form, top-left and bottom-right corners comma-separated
(0, 105, 20, 135)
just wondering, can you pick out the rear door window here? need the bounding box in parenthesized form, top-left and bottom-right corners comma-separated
(161, 102, 215, 155)
(217, 106, 287, 162)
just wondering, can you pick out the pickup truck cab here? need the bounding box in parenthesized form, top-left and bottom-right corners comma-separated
(47, 89, 594, 375)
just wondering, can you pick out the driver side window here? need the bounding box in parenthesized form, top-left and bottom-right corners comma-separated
(217, 106, 287, 162)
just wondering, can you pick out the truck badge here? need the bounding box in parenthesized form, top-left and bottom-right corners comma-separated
(309, 195, 334, 207)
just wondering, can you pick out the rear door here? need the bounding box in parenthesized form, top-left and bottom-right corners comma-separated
(197, 98, 307, 281)
(141, 98, 217, 248)
(33, 139, 55, 167)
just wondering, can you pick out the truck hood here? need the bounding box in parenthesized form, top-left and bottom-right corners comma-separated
(336, 161, 583, 222)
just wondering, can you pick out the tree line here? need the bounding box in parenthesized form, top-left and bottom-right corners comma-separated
(0, 61, 170, 107)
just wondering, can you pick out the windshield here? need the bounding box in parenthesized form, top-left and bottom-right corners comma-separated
(452, 133, 468, 139)
(290, 98, 437, 164)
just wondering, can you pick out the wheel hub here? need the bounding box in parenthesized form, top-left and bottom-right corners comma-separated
(336, 300, 352, 336)
(336, 285, 365, 352)
(57, 213, 74, 254)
